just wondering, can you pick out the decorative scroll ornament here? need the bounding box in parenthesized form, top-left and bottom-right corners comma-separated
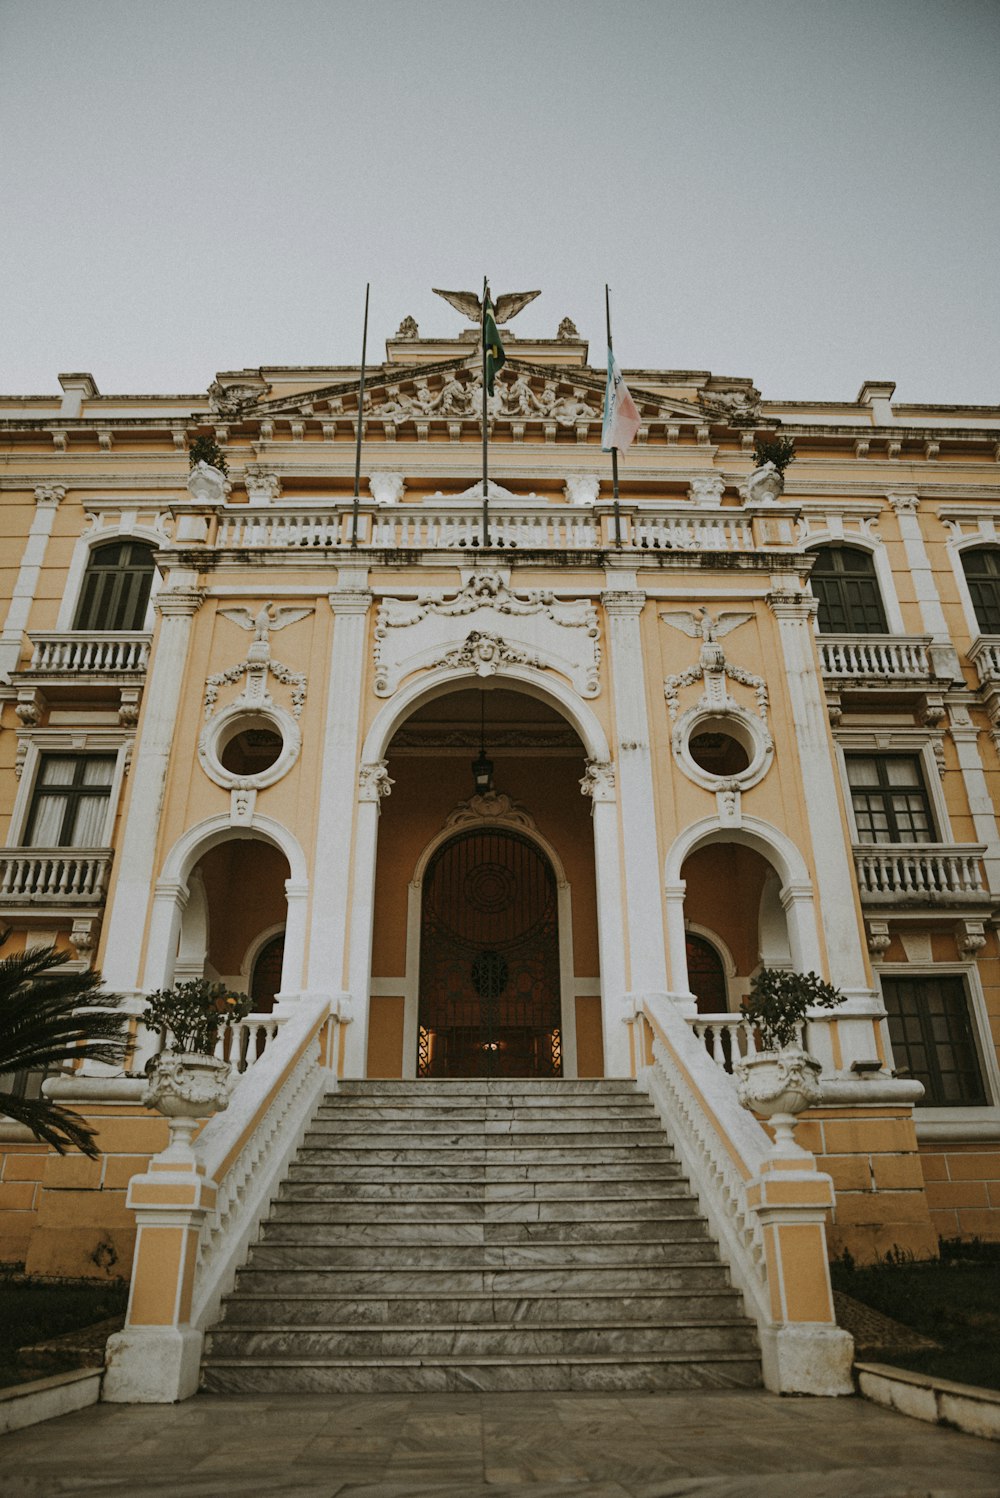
(579, 760, 616, 800)
(697, 387, 761, 425)
(445, 791, 537, 831)
(368, 368, 602, 428)
(374, 570, 600, 697)
(435, 630, 541, 678)
(359, 760, 394, 801)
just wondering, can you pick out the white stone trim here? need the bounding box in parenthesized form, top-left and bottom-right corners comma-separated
(833, 734, 953, 845)
(4, 734, 130, 849)
(940, 513, 1000, 642)
(0, 486, 65, 679)
(239, 922, 287, 990)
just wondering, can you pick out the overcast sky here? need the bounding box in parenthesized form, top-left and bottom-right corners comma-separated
(1, 0, 998, 404)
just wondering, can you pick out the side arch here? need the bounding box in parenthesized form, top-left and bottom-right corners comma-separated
(663, 816, 822, 994)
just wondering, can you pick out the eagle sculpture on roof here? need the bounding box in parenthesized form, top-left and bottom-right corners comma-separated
(432, 288, 541, 325)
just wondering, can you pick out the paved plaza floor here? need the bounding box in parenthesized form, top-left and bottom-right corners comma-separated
(0, 1389, 997, 1497)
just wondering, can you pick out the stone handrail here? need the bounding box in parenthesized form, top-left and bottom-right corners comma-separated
(688, 1012, 806, 1073)
(189, 993, 336, 1331)
(853, 843, 989, 903)
(635, 996, 771, 1325)
(0, 848, 113, 902)
(818, 634, 931, 679)
(25, 632, 151, 673)
(632, 510, 754, 551)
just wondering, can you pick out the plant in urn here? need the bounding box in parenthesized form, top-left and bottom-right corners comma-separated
(142, 979, 251, 1160)
(734, 969, 844, 1155)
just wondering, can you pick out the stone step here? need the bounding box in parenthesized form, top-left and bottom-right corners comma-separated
(205, 1320, 759, 1361)
(279, 1174, 688, 1201)
(218, 1288, 744, 1327)
(304, 1116, 664, 1137)
(245, 1237, 714, 1270)
(292, 1144, 678, 1167)
(331, 1081, 641, 1096)
(200, 1351, 763, 1394)
(284, 1156, 682, 1180)
(260, 1215, 704, 1247)
(311, 1103, 658, 1123)
(231, 1262, 733, 1296)
(270, 1194, 697, 1222)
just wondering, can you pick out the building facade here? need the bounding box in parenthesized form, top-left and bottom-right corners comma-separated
(1, 305, 999, 1391)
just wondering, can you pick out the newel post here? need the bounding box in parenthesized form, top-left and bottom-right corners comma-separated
(103, 1125, 217, 1402)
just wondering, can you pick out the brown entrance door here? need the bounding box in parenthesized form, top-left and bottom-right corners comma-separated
(417, 827, 562, 1078)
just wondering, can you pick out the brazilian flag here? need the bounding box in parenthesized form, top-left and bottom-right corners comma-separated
(483, 294, 506, 395)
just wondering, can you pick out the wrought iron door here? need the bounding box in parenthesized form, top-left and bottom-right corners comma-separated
(418, 828, 562, 1078)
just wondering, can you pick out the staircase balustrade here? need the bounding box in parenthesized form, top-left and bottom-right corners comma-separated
(688, 1013, 807, 1074)
(634, 995, 853, 1395)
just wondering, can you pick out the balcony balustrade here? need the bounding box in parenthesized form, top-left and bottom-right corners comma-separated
(0, 848, 113, 905)
(818, 634, 932, 683)
(213, 502, 789, 554)
(853, 843, 990, 906)
(24, 632, 151, 675)
(967, 636, 1000, 687)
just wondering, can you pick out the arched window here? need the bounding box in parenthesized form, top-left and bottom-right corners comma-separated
(810, 546, 887, 634)
(73, 540, 156, 631)
(685, 933, 728, 1014)
(961, 548, 1000, 635)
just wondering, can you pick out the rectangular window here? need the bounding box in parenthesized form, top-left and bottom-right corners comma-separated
(881, 975, 987, 1106)
(25, 755, 116, 848)
(846, 754, 934, 843)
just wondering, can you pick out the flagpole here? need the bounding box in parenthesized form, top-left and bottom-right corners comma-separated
(481, 275, 490, 547)
(350, 281, 370, 549)
(605, 284, 623, 549)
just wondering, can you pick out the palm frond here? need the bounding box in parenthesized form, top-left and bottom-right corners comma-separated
(0, 1091, 100, 1157)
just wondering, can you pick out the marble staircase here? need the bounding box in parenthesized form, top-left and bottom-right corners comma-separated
(201, 1079, 762, 1392)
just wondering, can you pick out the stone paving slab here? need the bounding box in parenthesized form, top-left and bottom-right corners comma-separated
(0, 1389, 998, 1496)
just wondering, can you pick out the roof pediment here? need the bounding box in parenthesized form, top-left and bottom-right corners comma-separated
(213, 356, 735, 432)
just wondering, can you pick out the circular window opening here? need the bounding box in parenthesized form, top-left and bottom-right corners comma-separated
(218, 718, 284, 777)
(686, 711, 756, 778)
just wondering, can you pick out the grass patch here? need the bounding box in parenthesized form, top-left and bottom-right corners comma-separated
(831, 1241, 1000, 1391)
(0, 1270, 128, 1389)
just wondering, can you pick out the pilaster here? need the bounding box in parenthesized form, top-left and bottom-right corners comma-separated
(101, 587, 204, 992)
(601, 584, 668, 997)
(0, 485, 66, 680)
(947, 704, 1000, 894)
(886, 493, 961, 681)
(766, 588, 872, 999)
(306, 573, 373, 1072)
(580, 759, 630, 1075)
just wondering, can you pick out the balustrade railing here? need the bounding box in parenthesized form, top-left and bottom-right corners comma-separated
(967, 636, 1000, 684)
(212, 503, 778, 553)
(853, 843, 989, 903)
(688, 1012, 807, 1074)
(0, 848, 113, 903)
(818, 635, 931, 680)
(25, 632, 151, 674)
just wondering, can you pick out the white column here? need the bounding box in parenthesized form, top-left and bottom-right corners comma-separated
(0, 485, 65, 679)
(947, 705, 1000, 895)
(601, 587, 669, 996)
(342, 764, 393, 1076)
(281, 879, 310, 993)
(766, 589, 871, 997)
(581, 763, 630, 1076)
(886, 493, 961, 681)
(101, 586, 204, 992)
(305, 575, 372, 1050)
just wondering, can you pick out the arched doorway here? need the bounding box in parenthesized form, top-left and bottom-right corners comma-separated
(250, 933, 285, 1014)
(685, 932, 729, 1014)
(417, 825, 562, 1078)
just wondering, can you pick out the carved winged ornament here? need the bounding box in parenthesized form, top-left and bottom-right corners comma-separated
(432, 288, 541, 324)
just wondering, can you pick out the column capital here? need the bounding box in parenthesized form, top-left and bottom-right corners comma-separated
(579, 758, 616, 801)
(33, 484, 66, 509)
(154, 588, 205, 619)
(886, 491, 920, 517)
(328, 589, 373, 616)
(601, 589, 646, 617)
(358, 759, 394, 803)
(765, 589, 818, 621)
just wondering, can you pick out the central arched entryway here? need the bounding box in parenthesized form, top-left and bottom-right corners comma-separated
(418, 825, 562, 1078)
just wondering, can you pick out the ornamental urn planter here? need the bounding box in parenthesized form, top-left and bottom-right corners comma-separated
(733, 1045, 822, 1155)
(743, 460, 784, 505)
(143, 1051, 232, 1162)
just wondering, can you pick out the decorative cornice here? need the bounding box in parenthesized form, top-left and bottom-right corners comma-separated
(328, 589, 373, 616)
(766, 589, 819, 621)
(154, 588, 205, 618)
